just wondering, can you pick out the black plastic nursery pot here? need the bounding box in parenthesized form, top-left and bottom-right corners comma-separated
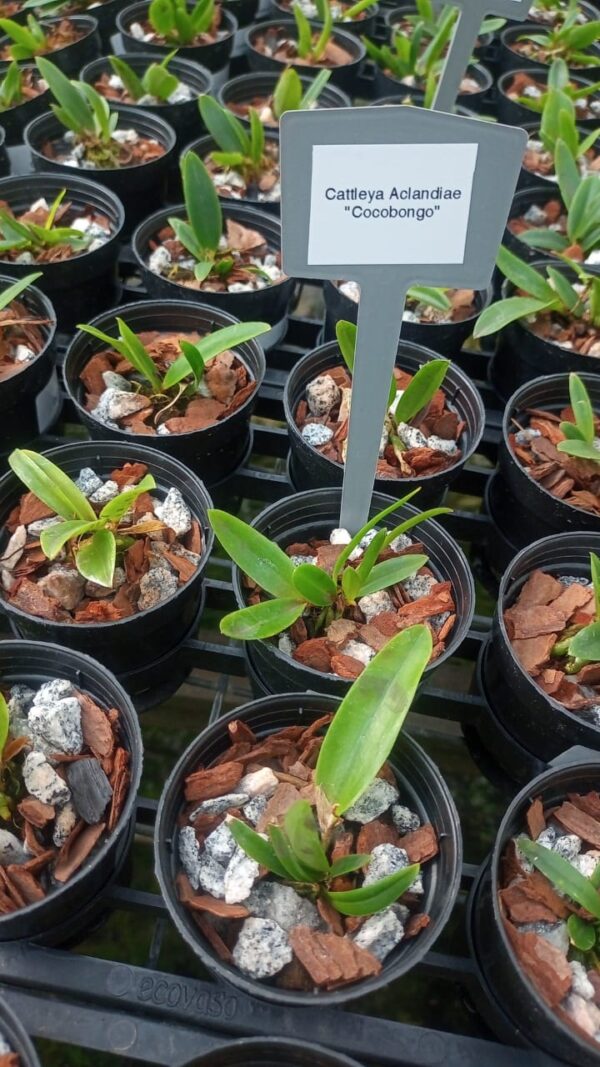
(24, 106, 176, 236)
(116, 1, 238, 72)
(63, 299, 266, 486)
(483, 471, 525, 578)
(132, 201, 295, 333)
(0, 996, 42, 1065)
(469, 757, 600, 1067)
(269, 0, 379, 38)
(496, 66, 600, 130)
(230, 487, 475, 697)
(383, 4, 492, 61)
(0, 638, 143, 944)
(0, 172, 124, 330)
(224, 0, 259, 28)
(516, 122, 600, 194)
(0, 14, 101, 76)
(0, 273, 56, 453)
(244, 20, 366, 93)
(322, 278, 492, 359)
(499, 374, 600, 538)
(284, 339, 485, 508)
(482, 531, 600, 765)
(154, 692, 462, 1005)
(372, 62, 493, 114)
(0, 125, 9, 179)
(0, 64, 49, 146)
(216, 71, 351, 129)
(181, 130, 280, 215)
(498, 22, 600, 80)
(78, 0, 124, 48)
(502, 185, 566, 265)
(79, 53, 213, 147)
(182, 1038, 365, 1067)
(0, 441, 213, 690)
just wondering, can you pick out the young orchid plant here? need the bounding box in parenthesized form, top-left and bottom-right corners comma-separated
(266, 67, 332, 121)
(107, 51, 182, 105)
(147, 0, 216, 44)
(229, 624, 432, 916)
(517, 3, 600, 68)
(0, 14, 51, 61)
(512, 57, 600, 117)
(517, 835, 600, 953)
(198, 94, 273, 186)
(36, 57, 124, 166)
(517, 137, 600, 259)
(363, 6, 456, 105)
(0, 188, 91, 257)
(0, 692, 28, 823)
(0, 60, 32, 111)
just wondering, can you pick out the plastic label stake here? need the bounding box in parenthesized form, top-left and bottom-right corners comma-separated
(432, 0, 530, 112)
(280, 106, 526, 533)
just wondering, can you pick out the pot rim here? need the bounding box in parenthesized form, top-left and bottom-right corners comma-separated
(0, 271, 56, 383)
(116, 1, 238, 42)
(243, 18, 367, 62)
(79, 51, 213, 96)
(0, 12, 99, 55)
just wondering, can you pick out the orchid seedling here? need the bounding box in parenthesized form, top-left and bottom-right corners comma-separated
(363, 7, 456, 106)
(0, 692, 28, 823)
(78, 316, 269, 428)
(293, 0, 334, 63)
(0, 188, 92, 257)
(474, 248, 600, 338)
(209, 491, 451, 640)
(517, 137, 600, 258)
(0, 272, 44, 318)
(556, 373, 600, 463)
(269, 67, 332, 120)
(0, 13, 50, 60)
(517, 1, 600, 68)
(147, 0, 216, 45)
(517, 836, 600, 953)
(8, 449, 159, 588)
(35, 58, 125, 166)
(229, 624, 431, 916)
(107, 51, 181, 105)
(390, 0, 504, 39)
(536, 81, 600, 166)
(512, 57, 600, 117)
(198, 94, 272, 186)
(0, 61, 30, 110)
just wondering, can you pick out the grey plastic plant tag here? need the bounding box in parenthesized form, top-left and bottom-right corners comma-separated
(432, 0, 531, 112)
(280, 106, 526, 533)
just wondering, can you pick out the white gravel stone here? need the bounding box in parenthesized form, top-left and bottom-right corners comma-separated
(232, 917, 292, 978)
(14, 344, 35, 363)
(390, 533, 413, 552)
(8, 684, 35, 731)
(536, 826, 556, 849)
(571, 852, 600, 879)
(238, 767, 278, 798)
(148, 245, 171, 274)
(564, 993, 600, 1037)
(154, 487, 192, 537)
(278, 634, 295, 656)
(353, 907, 405, 961)
(346, 779, 399, 823)
(0, 1033, 10, 1053)
(364, 844, 411, 886)
(515, 427, 541, 446)
(571, 960, 595, 1001)
(0, 829, 27, 865)
(306, 375, 340, 417)
(358, 589, 394, 622)
(179, 825, 218, 894)
(524, 203, 547, 224)
(102, 371, 132, 392)
(138, 567, 179, 611)
(553, 833, 582, 862)
(23, 751, 70, 807)
(301, 423, 333, 447)
(247, 882, 321, 931)
(168, 81, 193, 104)
(190, 793, 250, 819)
(396, 422, 428, 450)
(93, 388, 147, 424)
(28, 696, 83, 755)
(330, 527, 351, 545)
(427, 434, 458, 455)
(53, 801, 77, 847)
(402, 574, 436, 601)
(26, 516, 61, 536)
(204, 821, 237, 866)
(391, 804, 421, 834)
(75, 467, 104, 497)
(341, 639, 374, 666)
(518, 920, 569, 955)
(34, 679, 74, 704)
(89, 479, 120, 505)
(243, 795, 268, 826)
(224, 844, 261, 903)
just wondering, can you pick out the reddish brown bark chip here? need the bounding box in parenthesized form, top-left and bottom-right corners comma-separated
(506, 605, 570, 641)
(357, 820, 400, 854)
(0, 867, 25, 908)
(289, 926, 381, 988)
(79, 692, 115, 760)
(184, 761, 243, 802)
(256, 783, 301, 832)
(576, 663, 600, 685)
(299, 714, 333, 746)
(193, 912, 233, 962)
(404, 913, 431, 939)
(17, 492, 54, 526)
(568, 792, 600, 820)
(293, 638, 333, 674)
(80, 352, 112, 396)
(6, 865, 45, 904)
(183, 892, 249, 919)
(504, 921, 572, 1008)
(326, 619, 358, 647)
(17, 796, 55, 827)
(512, 634, 558, 674)
(371, 612, 401, 636)
(317, 895, 345, 936)
(315, 544, 344, 574)
(54, 822, 105, 883)
(398, 823, 438, 863)
(228, 719, 257, 745)
(500, 883, 561, 924)
(276, 957, 314, 991)
(526, 797, 546, 840)
(107, 747, 130, 833)
(514, 569, 564, 609)
(110, 462, 148, 488)
(22, 848, 55, 875)
(550, 582, 594, 619)
(554, 801, 600, 848)
(8, 577, 64, 621)
(331, 653, 364, 680)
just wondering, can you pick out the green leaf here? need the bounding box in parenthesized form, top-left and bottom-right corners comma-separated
(557, 439, 600, 463)
(0, 271, 42, 314)
(473, 296, 552, 338)
(0, 17, 40, 54)
(209, 509, 297, 598)
(299, 67, 331, 109)
(590, 551, 600, 622)
(161, 340, 205, 391)
(80, 81, 112, 140)
(249, 107, 265, 166)
(555, 137, 581, 210)
(143, 57, 179, 101)
(407, 286, 451, 312)
(567, 913, 596, 951)
(108, 55, 144, 101)
(0, 61, 23, 108)
(283, 799, 329, 878)
(149, 0, 175, 36)
(293, 1, 313, 57)
(292, 563, 336, 606)
(568, 176, 600, 249)
(332, 490, 420, 581)
(313, 0, 333, 60)
(273, 67, 303, 119)
(193, 321, 269, 366)
(99, 474, 156, 523)
(326, 864, 420, 915)
(497, 245, 557, 302)
(354, 529, 387, 589)
(547, 266, 580, 314)
(315, 624, 432, 812)
(393, 359, 449, 426)
(335, 319, 357, 373)
(569, 372, 594, 443)
(75, 529, 116, 588)
(220, 598, 305, 640)
(35, 57, 93, 133)
(228, 816, 289, 878)
(569, 618, 600, 660)
(517, 837, 600, 919)
(383, 507, 452, 550)
(210, 150, 246, 169)
(328, 853, 371, 877)
(40, 518, 101, 559)
(268, 822, 316, 882)
(341, 565, 362, 604)
(0, 692, 9, 756)
(198, 94, 250, 156)
(578, 127, 600, 159)
(181, 150, 222, 256)
(518, 228, 568, 252)
(116, 317, 162, 391)
(8, 449, 96, 522)
(358, 553, 427, 598)
(344, 0, 377, 17)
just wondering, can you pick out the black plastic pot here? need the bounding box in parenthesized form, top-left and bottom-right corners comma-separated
(493, 260, 600, 389)
(383, 5, 492, 61)
(183, 1039, 365, 1067)
(181, 129, 280, 214)
(269, 0, 379, 37)
(499, 374, 600, 539)
(0, 64, 49, 146)
(0, 997, 41, 1065)
(503, 185, 566, 265)
(64, 299, 266, 486)
(517, 122, 599, 193)
(0, 14, 100, 76)
(224, 0, 259, 27)
(117, 1, 238, 72)
(155, 692, 462, 1005)
(498, 22, 600, 79)
(24, 107, 176, 236)
(132, 201, 294, 330)
(0, 441, 213, 686)
(482, 531, 600, 763)
(497, 66, 600, 130)
(0, 638, 142, 944)
(0, 124, 9, 178)
(469, 756, 600, 1067)
(217, 71, 351, 130)
(0, 172, 124, 330)
(244, 20, 366, 93)
(230, 487, 475, 696)
(0, 273, 56, 453)
(80, 53, 213, 147)
(284, 339, 485, 507)
(372, 62, 493, 114)
(76, 0, 123, 48)
(322, 278, 491, 358)
(483, 471, 523, 579)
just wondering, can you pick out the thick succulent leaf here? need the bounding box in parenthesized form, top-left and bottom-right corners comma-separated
(181, 150, 222, 255)
(392, 359, 450, 426)
(36, 57, 92, 132)
(556, 438, 600, 463)
(567, 913, 596, 951)
(299, 67, 331, 109)
(518, 228, 568, 251)
(355, 529, 387, 587)
(555, 137, 581, 210)
(517, 837, 600, 919)
(268, 822, 316, 882)
(209, 509, 297, 597)
(358, 553, 427, 597)
(99, 474, 156, 522)
(40, 518, 101, 559)
(0, 271, 42, 314)
(546, 266, 580, 313)
(193, 320, 269, 363)
(283, 799, 329, 878)
(407, 286, 451, 312)
(116, 317, 162, 390)
(220, 598, 305, 640)
(273, 67, 303, 118)
(228, 817, 289, 878)
(315, 624, 432, 812)
(590, 551, 600, 621)
(569, 619, 600, 660)
(292, 563, 336, 606)
(108, 55, 144, 101)
(569, 372, 594, 443)
(75, 528, 116, 588)
(342, 565, 362, 603)
(9, 449, 96, 521)
(326, 864, 420, 915)
(328, 853, 371, 877)
(473, 296, 552, 338)
(198, 94, 250, 155)
(496, 245, 556, 302)
(162, 340, 205, 390)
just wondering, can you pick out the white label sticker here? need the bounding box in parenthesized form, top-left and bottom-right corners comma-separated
(307, 142, 479, 266)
